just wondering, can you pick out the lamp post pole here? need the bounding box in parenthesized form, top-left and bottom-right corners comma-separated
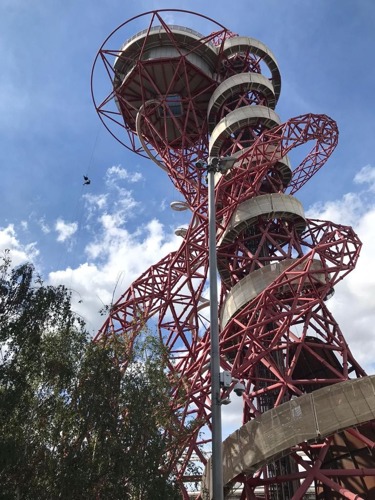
(197, 155, 236, 499)
(207, 159, 224, 500)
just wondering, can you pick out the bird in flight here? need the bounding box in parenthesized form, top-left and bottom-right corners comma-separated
(83, 175, 91, 185)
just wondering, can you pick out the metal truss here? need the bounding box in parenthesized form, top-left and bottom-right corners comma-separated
(92, 9, 375, 499)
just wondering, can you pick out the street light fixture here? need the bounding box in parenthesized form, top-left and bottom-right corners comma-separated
(196, 155, 237, 500)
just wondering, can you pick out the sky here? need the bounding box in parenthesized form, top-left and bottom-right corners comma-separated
(2, 0, 375, 437)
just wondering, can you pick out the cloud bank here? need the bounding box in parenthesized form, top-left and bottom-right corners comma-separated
(0, 165, 374, 410)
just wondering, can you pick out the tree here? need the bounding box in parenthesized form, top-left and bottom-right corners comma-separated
(0, 253, 180, 499)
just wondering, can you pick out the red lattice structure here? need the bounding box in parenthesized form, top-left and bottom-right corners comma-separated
(92, 9, 375, 499)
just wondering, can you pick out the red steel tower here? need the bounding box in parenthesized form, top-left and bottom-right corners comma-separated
(92, 9, 375, 499)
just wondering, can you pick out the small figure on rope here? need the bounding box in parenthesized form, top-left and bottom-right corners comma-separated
(83, 175, 91, 185)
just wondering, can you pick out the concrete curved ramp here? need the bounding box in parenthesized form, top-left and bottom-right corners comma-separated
(202, 375, 375, 498)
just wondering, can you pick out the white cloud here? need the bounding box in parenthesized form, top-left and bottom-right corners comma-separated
(49, 217, 180, 333)
(38, 217, 51, 234)
(306, 192, 363, 227)
(83, 166, 142, 229)
(48, 262, 110, 334)
(82, 193, 108, 216)
(307, 165, 375, 373)
(55, 219, 78, 242)
(106, 165, 143, 185)
(160, 198, 167, 211)
(222, 394, 244, 438)
(84, 215, 179, 281)
(0, 224, 39, 267)
(49, 167, 180, 332)
(354, 164, 375, 192)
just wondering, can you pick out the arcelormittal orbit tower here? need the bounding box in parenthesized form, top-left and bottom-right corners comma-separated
(92, 9, 375, 499)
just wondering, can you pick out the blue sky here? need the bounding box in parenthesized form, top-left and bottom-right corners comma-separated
(2, 0, 375, 432)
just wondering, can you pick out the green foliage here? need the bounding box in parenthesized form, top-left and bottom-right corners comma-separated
(0, 254, 180, 499)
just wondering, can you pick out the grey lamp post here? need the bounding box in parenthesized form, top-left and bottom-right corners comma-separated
(196, 156, 236, 500)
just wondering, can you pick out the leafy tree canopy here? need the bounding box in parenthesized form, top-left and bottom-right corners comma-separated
(0, 252, 180, 499)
